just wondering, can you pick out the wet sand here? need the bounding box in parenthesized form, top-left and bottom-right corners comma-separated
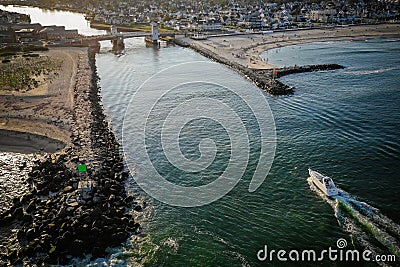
(192, 23, 400, 70)
(0, 47, 85, 153)
(0, 130, 65, 154)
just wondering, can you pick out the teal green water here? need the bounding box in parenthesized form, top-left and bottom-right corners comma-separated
(96, 39, 400, 266)
(1, 5, 399, 266)
(263, 40, 400, 220)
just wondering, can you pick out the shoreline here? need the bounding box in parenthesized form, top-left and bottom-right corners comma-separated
(0, 129, 65, 154)
(179, 40, 293, 95)
(0, 46, 140, 265)
(192, 23, 400, 70)
(176, 23, 400, 95)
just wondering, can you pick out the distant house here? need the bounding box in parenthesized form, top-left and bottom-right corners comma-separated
(39, 26, 79, 41)
(15, 28, 36, 42)
(248, 16, 263, 29)
(0, 10, 30, 24)
(201, 23, 221, 30)
(11, 23, 42, 31)
(198, 19, 222, 31)
(0, 29, 16, 43)
(0, 25, 14, 43)
(308, 9, 337, 22)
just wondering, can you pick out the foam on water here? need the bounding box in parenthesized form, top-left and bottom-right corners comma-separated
(343, 67, 398, 75)
(307, 177, 400, 263)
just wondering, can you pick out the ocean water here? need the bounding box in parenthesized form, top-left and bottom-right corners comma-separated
(262, 40, 400, 219)
(96, 39, 400, 266)
(1, 5, 399, 265)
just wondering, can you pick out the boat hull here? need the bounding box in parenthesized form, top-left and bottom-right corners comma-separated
(309, 169, 339, 197)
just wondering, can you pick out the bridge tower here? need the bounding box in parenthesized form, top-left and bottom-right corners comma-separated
(111, 25, 118, 35)
(151, 22, 159, 42)
(112, 35, 124, 53)
(145, 22, 160, 46)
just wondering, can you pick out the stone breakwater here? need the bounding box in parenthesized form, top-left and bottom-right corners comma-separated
(174, 39, 345, 95)
(273, 64, 345, 78)
(0, 46, 140, 265)
(174, 39, 294, 95)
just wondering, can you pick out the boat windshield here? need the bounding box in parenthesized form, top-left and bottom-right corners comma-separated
(323, 178, 333, 187)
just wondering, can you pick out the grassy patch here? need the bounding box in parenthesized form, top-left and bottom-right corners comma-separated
(0, 45, 48, 54)
(0, 54, 62, 92)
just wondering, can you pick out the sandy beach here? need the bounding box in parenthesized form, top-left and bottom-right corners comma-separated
(0, 45, 141, 265)
(192, 23, 400, 70)
(0, 47, 87, 153)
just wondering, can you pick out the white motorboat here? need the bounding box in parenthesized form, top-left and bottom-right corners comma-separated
(308, 168, 338, 196)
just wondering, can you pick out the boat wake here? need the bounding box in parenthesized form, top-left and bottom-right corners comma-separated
(307, 178, 400, 264)
(344, 67, 397, 75)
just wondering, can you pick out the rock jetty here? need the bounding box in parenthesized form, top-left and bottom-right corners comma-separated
(272, 64, 345, 78)
(174, 38, 344, 95)
(176, 39, 294, 95)
(0, 46, 139, 265)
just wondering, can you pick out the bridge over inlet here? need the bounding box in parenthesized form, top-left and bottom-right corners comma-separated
(79, 24, 175, 51)
(81, 32, 175, 42)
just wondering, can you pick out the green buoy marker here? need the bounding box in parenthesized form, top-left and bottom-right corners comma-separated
(78, 164, 87, 172)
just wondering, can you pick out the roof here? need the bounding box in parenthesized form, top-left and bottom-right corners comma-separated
(39, 26, 66, 33)
(15, 28, 35, 33)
